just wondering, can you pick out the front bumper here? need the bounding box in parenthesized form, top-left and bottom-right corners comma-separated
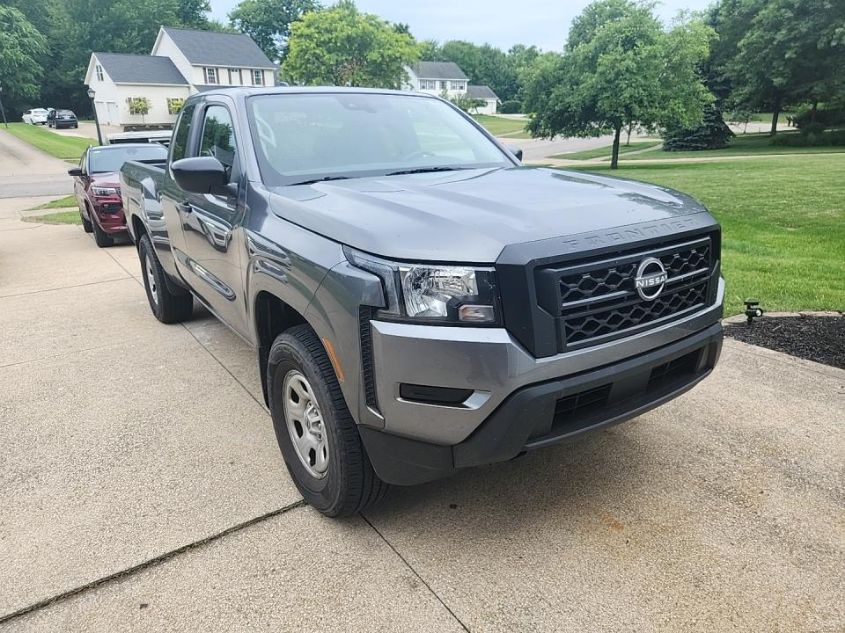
(92, 199, 127, 234)
(366, 278, 724, 446)
(360, 321, 723, 485)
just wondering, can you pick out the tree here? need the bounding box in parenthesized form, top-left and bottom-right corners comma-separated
(449, 93, 486, 114)
(0, 6, 48, 115)
(663, 105, 735, 150)
(6, 0, 214, 117)
(229, 0, 320, 62)
(727, 0, 845, 135)
(282, 1, 418, 88)
(523, 0, 714, 168)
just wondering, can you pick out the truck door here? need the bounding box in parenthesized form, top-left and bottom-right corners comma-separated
(173, 101, 250, 338)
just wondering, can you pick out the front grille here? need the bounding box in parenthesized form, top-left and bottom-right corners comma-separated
(537, 235, 714, 350)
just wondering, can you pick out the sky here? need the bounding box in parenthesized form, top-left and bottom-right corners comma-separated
(209, 0, 715, 51)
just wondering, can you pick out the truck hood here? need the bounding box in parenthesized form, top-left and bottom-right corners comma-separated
(268, 167, 710, 263)
(90, 172, 120, 188)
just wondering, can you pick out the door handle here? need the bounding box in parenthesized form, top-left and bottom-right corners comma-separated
(177, 202, 193, 214)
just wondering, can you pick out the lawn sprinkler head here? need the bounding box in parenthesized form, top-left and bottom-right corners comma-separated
(744, 299, 764, 325)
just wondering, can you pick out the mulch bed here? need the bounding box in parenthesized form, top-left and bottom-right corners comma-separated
(724, 315, 844, 369)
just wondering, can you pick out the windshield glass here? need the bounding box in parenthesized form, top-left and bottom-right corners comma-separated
(248, 93, 510, 186)
(88, 145, 168, 173)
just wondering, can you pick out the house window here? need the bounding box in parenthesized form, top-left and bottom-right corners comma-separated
(204, 67, 218, 84)
(440, 80, 448, 90)
(252, 70, 264, 86)
(420, 79, 436, 90)
(452, 81, 465, 91)
(95, 65, 104, 82)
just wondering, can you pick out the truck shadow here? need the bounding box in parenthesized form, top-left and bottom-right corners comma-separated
(364, 420, 660, 537)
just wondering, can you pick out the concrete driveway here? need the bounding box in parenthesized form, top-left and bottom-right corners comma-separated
(0, 167, 843, 630)
(0, 132, 74, 198)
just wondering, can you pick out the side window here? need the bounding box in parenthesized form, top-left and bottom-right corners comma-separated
(199, 105, 237, 179)
(170, 104, 196, 162)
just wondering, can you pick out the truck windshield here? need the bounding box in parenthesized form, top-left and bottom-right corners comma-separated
(89, 145, 168, 173)
(247, 92, 512, 186)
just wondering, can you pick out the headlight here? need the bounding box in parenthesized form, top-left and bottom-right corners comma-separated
(91, 186, 117, 196)
(345, 247, 499, 325)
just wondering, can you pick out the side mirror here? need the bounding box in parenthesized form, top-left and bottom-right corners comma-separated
(67, 167, 83, 177)
(171, 156, 228, 195)
(512, 148, 523, 161)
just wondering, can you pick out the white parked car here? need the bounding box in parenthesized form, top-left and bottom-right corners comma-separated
(22, 108, 50, 125)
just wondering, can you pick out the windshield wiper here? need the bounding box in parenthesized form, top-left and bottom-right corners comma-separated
(384, 166, 471, 176)
(288, 175, 352, 186)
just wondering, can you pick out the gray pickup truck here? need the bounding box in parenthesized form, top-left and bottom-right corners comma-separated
(121, 87, 724, 517)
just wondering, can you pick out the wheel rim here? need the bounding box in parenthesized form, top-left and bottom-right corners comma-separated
(283, 370, 329, 479)
(145, 253, 159, 306)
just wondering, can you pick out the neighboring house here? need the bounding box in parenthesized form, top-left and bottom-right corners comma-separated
(85, 26, 276, 129)
(404, 61, 500, 115)
(466, 85, 500, 116)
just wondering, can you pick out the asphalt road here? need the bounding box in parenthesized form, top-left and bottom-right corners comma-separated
(0, 152, 843, 631)
(0, 130, 74, 198)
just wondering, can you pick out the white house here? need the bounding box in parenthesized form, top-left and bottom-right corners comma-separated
(404, 61, 500, 115)
(84, 26, 276, 128)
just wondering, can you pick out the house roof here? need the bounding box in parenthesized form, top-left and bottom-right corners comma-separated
(93, 53, 188, 85)
(467, 85, 499, 100)
(161, 27, 276, 69)
(411, 61, 467, 80)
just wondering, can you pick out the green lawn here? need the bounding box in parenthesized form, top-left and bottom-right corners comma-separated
(625, 132, 845, 161)
(27, 195, 77, 211)
(23, 210, 82, 225)
(474, 115, 531, 139)
(567, 154, 845, 316)
(552, 140, 662, 161)
(3, 123, 95, 160)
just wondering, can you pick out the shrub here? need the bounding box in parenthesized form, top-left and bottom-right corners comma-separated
(126, 97, 150, 116)
(770, 129, 845, 146)
(167, 98, 185, 115)
(498, 100, 522, 114)
(793, 105, 845, 130)
(662, 106, 734, 151)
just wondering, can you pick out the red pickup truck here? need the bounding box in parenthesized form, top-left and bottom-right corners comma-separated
(68, 144, 168, 247)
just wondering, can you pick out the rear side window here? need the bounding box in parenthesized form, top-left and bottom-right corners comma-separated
(170, 104, 196, 162)
(199, 105, 237, 177)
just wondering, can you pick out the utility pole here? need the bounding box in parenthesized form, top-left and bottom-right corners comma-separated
(0, 83, 9, 129)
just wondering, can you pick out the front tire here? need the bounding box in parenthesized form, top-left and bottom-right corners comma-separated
(92, 217, 114, 247)
(268, 325, 389, 517)
(80, 209, 93, 233)
(138, 234, 193, 323)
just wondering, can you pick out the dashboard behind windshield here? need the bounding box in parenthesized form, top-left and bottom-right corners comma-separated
(247, 93, 511, 186)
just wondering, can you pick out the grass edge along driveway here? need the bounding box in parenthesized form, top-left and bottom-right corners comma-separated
(569, 153, 845, 317)
(4, 122, 94, 161)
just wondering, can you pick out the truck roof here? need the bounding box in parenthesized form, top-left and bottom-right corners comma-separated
(190, 86, 435, 100)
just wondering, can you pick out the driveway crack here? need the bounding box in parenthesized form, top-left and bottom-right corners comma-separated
(0, 500, 306, 625)
(361, 514, 472, 633)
